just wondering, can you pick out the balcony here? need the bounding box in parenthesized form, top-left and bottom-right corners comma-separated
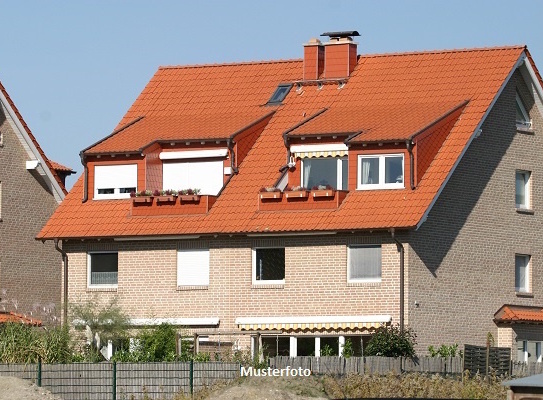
(131, 195, 217, 216)
(258, 189, 348, 211)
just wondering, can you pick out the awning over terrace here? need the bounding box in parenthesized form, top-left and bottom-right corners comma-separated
(235, 315, 391, 331)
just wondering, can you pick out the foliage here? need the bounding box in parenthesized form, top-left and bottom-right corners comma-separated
(0, 323, 73, 363)
(138, 323, 178, 361)
(341, 338, 354, 358)
(321, 344, 335, 356)
(428, 343, 462, 358)
(364, 325, 417, 358)
(323, 371, 507, 399)
(70, 296, 129, 360)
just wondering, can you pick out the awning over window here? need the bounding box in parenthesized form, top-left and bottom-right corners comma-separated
(235, 315, 390, 331)
(494, 305, 543, 325)
(290, 144, 348, 159)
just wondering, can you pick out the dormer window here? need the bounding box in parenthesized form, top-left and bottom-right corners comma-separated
(267, 84, 292, 105)
(357, 154, 404, 190)
(94, 164, 137, 199)
(516, 92, 532, 129)
(291, 144, 349, 190)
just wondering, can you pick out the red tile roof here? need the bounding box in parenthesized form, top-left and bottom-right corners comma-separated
(494, 305, 543, 324)
(0, 81, 69, 194)
(0, 311, 42, 326)
(38, 45, 528, 239)
(49, 160, 75, 173)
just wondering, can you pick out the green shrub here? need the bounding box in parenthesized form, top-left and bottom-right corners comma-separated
(428, 343, 462, 358)
(364, 325, 417, 357)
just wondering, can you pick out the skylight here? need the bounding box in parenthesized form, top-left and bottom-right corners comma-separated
(267, 84, 292, 105)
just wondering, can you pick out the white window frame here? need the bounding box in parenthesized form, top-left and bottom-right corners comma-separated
(515, 170, 531, 209)
(347, 245, 382, 283)
(94, 164, 137, 200)
(515, 254, 530, 293)
(87, 251, 118, 289)
(357, 154, 405, 190)
(300, 156, 348, 190)
(177, 249, 210, 287)
(516, 92, 532, 129)
(252, 247, 285, 285)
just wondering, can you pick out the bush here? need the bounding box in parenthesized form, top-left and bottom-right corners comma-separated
(428, 343, 462, 358)
(364, 325, 417, 357)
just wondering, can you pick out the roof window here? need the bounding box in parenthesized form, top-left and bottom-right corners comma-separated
(516, 92, 532, 129)
(267, 84, 292, 105)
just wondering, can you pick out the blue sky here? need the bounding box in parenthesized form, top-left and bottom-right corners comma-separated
(1, 0, 542, 189)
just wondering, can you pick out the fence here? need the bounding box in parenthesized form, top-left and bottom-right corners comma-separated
(0, 361, 240, 400)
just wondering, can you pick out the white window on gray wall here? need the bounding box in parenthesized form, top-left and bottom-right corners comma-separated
(515, 170, 531, 209)
(88, 252, 118, 287)
(348, 245, 382, 282)
(515, 254, 530, 293)
(94, 164, 137, 199)
(177, 249, 210, 287)
(517, 340, 542, 363)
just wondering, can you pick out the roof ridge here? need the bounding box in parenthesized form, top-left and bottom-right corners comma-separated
(159, 58, 302, 70)
(362, 44, 526, 59)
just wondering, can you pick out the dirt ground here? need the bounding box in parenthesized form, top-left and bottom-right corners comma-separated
(0, 376, 62, 400)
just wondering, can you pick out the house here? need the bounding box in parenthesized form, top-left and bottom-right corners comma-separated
(38, 32, 543, 359)
(0, 80, 74, 323)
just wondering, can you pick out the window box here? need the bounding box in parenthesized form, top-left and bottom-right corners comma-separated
(156, 195, 177, 203)
(260, 191, 283, 200)
(312, 189, 335, 198)
(179, 195, 201, 203)
(132, 196, 153, 204)
(285, 190, 309, 199)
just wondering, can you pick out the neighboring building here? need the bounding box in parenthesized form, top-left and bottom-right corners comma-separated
(38, 32, 543, 358)
(0, 80, 74, 322)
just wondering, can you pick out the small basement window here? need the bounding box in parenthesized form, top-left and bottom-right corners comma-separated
(253, 248, 285, 284)
(267, 84, 292, 105)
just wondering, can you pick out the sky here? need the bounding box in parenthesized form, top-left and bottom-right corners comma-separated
(0, 0, 542, 189)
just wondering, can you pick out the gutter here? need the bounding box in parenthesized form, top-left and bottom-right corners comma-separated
(390, 228, 405, 334)
(54, 239, 68, 327)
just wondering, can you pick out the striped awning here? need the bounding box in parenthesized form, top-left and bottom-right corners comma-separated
(235, 315, 391, 332)
(294, 150, 347, 158)
(290, 144, 348, 159)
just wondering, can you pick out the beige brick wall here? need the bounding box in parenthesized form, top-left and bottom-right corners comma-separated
(0, 103, 61, 321)
(407, 69, 543, 357)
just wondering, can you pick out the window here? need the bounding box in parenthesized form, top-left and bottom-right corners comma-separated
(517, 340, 543, 362)
(94, 164, 137, 199)
(515, 171, 531, 209)
(515, 254, 530, 293)
(163, 161, 223, 195)
(177, 249, 210, 287)
(253, 248, 285, 284)
(267, 84, 292, 105)
(516, 92, 532, 129)
(348, 245, 382, 282)
(358, 154, 404, 189)
(302, 157, 348, 190)
(88, 252, 118, 287)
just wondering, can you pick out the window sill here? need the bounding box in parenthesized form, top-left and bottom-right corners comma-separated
(177, 285, 208, 291)
(87, 286, 117, 292)
(251, 283, 285, 289)
(347, 280, 381, 287)
(516, 291, 534, 298)
(516, 126, 534, 134)
(516, 208, 534, 215)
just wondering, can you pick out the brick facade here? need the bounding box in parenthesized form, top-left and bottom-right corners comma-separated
(0, 102, 61, 321)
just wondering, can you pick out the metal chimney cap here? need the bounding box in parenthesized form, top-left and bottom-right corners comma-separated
(321, 31, 360, 39)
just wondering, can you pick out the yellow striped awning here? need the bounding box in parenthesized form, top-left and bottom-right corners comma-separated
(293, 150, 347, 159)
(235, 316, 391, 332)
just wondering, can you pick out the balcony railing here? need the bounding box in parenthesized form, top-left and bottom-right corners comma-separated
(90, 271, 118, 285)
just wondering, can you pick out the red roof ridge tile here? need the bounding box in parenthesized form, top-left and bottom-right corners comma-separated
(159, 58, 303, 70)
(362, 44, 526, 59)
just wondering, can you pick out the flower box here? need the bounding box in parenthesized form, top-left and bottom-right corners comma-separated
(132, 197, 153, 204)
(179, 195, 201, 203)
(156, 195, 177, 203)
(312, 189, 336, 198)
(260, 192, 283, 200)
(285, 190, 309, 199)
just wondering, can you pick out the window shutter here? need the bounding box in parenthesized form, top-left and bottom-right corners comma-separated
(349, 245, 381, 280)
(94, 165, 137, 193)
(177, 249, 210, 286)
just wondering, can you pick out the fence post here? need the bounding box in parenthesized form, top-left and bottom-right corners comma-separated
(189, 359, 194, 395)
(112, 362, 117, 400)
(37, 358, 42, 387)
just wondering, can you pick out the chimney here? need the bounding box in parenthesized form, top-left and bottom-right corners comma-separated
(321, 31, 359, 79)
(303, 38, 325, 80)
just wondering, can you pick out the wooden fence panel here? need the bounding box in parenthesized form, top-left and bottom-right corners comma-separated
(117, 362, 190, 398)
(402, 357, 462, 374)
(0, 363, 37, 381)
(463, 345, 511, 376)
(364, 356, 402, 375)
(512, 362, 543, 377)
(193, 362, 239, 390)
(42, 363, 112, 400)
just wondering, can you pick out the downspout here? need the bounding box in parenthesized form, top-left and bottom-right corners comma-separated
(390, 228, 405, 334)
(54, 239, 68, 327)
(406, 140, 415, 190)
(217, 139, 239, 197)
(80, 151, 88, 203)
